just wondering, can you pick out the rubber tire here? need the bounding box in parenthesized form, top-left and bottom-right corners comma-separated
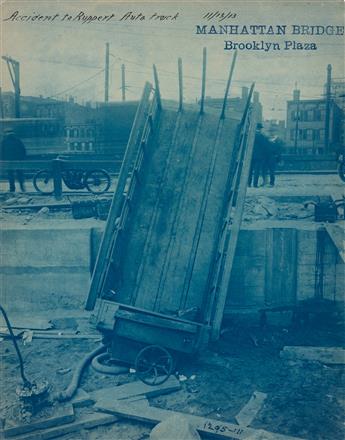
(338, 162, 345, 183)
(33, 170, 55, 195)
(84, 169, 111, 194)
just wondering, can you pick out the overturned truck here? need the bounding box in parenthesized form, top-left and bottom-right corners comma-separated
(85, 50, 257, 384)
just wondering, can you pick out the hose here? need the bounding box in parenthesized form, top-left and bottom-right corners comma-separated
(55, 344, 106, 402)
(0, 304, 32, 387)
(91, 352, 129, 375)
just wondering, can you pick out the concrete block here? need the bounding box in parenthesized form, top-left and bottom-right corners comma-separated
(1, 229, 91, 268)
(0, 272, 89, 312)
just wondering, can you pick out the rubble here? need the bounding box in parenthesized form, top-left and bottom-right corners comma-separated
(150, 415, 201, 440)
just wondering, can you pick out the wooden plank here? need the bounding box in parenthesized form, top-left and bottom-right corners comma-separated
(265, 229, 298, 307)
(117, 111, 180, 306)
(280, 346, 345, 364)
(131, 111, 200, 311)
(95, 400, 304, 440)
(153, 65, 162, 110)
(114, 319, 197, 353)
(90, 375, 181, 403)
(235, 391, 267, 427)
(154, 113, 222, 314)
(115, 309, 198, 334)
(325, 224, 345, 263)
(85, 82, 152, 311)
(211, 91, 258, 339)
(3, 405, 74, 437)
(220, 50, 237, 119)
(7, 413, 118, 440)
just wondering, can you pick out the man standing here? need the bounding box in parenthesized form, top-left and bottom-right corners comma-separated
(263, 136, 283, 187)
(0, 128, 27, 192)
(249, 123, 270, 188)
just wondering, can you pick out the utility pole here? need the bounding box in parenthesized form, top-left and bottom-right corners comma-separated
(0, 86, 4, 118)
(104, 42, 110, 103)
(2, 55, 20, 117)
(293, 84, 300, 154)
(324, 64, 332, 152)
(121, 64, 126, 101)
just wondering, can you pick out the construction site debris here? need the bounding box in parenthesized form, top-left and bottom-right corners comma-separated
(243, 196, 314, 222)
(70, 389, 93, 408)
(95, 399, 304, 440)
(280, 346, 345, 365)
(150, 414, 201, 440)
(5, 411, 118, 440)
(2, 404, 74, 438)
(36, 207, 50, 217)
(235, 391, 267, 427)
(92, 376, 181, 404)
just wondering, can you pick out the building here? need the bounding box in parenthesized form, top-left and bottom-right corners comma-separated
(285, 89, 343, 154)
(203, 87, 263, 122)
(0, 117, 65, 156)
(330, 79, 345, 146)
(0, 92, 138, 156)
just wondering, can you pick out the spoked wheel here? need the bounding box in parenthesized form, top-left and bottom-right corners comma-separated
(135, 345, 174, 386)
(33, 170, 54, 195)
(84, 169, 111, 194)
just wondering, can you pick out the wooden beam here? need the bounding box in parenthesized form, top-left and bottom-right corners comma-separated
(200, 47, 207, 115)
(153, 64, 162, 110)
(95, 400, 304, 440)
(52, 158, 63, 200)
(220, 51, 238, 119)
(85, 82, 152, 311)
(91, 376, 180, 403)
(211, 85, 258, 340)
(178, 58, 183, 112)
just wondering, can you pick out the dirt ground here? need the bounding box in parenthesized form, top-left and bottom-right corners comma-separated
(0, 312, 344, 440)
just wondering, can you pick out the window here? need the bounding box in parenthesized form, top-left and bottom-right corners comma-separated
(319, 129, 325, 141)
(313, 130, 320, 141)
(306, 129, 313, 140)
(290, 129, 295, 141)
(314, 109, 321, 121)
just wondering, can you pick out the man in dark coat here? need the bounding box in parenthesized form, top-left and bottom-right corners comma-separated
(0, 129, 27, 192)
(263, 137, 283, 187)
(248, 123, 271, 188)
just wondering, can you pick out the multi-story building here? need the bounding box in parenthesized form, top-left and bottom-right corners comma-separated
(286, 89, 343, 154)
(330, 79, 345, 146)
(0, 92, 137, 156)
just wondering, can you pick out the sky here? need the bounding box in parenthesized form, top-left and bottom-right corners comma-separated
(0, 0, 344, 121)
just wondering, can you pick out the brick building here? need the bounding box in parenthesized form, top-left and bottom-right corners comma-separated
(286, 89, 343, 154)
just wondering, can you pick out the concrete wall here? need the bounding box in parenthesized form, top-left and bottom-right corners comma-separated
(0, 227, 92, 312)
(1, 224, 343, 314)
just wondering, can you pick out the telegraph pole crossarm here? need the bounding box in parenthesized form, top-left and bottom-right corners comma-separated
(1, 55, 21, 118)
